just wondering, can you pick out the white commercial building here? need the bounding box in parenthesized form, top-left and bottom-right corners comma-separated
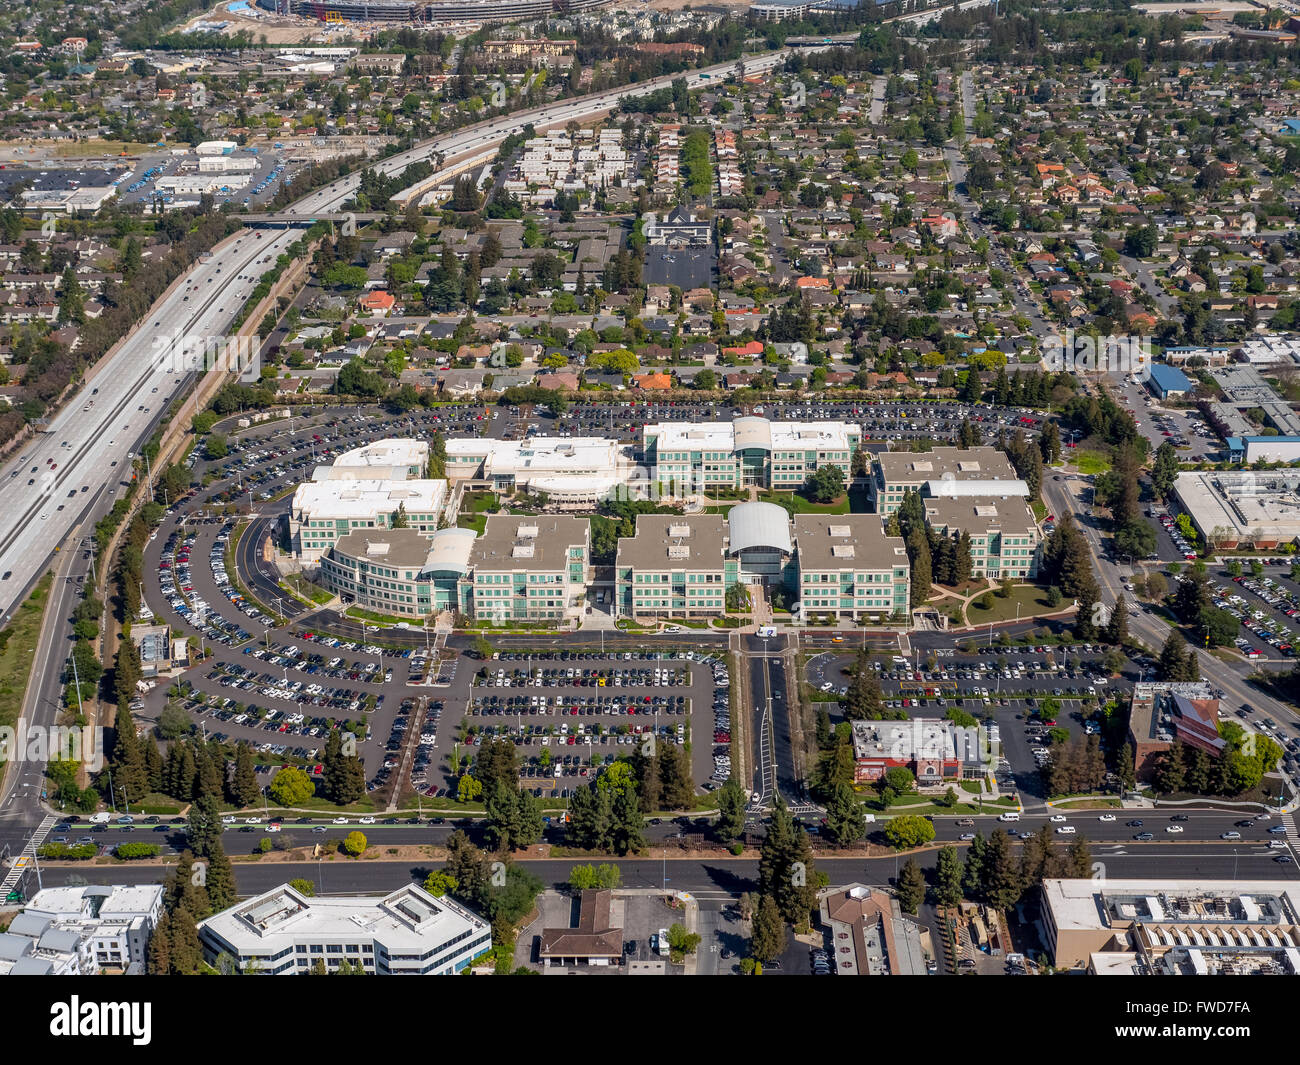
(311, 437, 430, 481)
(290, 478, 450, 563)
(445, 435, 633, 504)
(156, 173, 252, 194)
(197, 883, 493, 975)
(0, 884, 164, 975)
(1173, 469, 1300, 549)
(643, 418, 860, 490)
(198, 155, 259, 173)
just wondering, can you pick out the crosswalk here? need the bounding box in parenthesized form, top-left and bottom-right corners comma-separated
(0, 813, 58, 896)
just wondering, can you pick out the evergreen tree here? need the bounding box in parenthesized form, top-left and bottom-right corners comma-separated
(934, 845, 964, 907)
(954, 531, 973, 586)
(983, 830, 1024, 910)
(823, 783, 865, 846)
(907, 525, 932, 607)
(107, 710, 148, 804)
(168, 908, 204, 975)
(1105, 594, 1130, 646)
(143, 735, 163, 794)
(230, 742, 260, 808)
(896, 857, 925, 914)
(147, 912, 172, 975)
(205, 841, 237, 915)
(187, 793, 222, 860)
(750, 894, 787, 964)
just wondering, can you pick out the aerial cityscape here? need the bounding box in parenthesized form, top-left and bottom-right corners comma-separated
(0, 0, 1298, 1010)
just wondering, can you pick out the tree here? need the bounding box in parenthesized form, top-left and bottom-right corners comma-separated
(908, 525, 932, 607)
(896, 857, 926, 914)
(569, 863, 622, 891)
(715, 778, 747, 841)
(342, 831, 368, 856)
(803, 464, 845, 504)
(269, 766, 315, 806)
(884, 814, 936, 849)
(750, 894, 787, 964)
(665, 922, 702, 961)
(186, 794, 222, 860)
(230, 743, 260, 808)
(288, 878, 317, 897)
(205, 841, 237, 914)
(823, 783, 866, 846)
(157, 702, 192, 741)
(934, 845, 965, 907)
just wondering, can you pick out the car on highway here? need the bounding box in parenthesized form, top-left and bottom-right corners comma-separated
(1165, 825, 1183, 834)
(1133, 832, 1155, 841)
(1098, 814, 1116, 822)
(1049, 814, 1066, 823)
(1221, 831, 1242, 840)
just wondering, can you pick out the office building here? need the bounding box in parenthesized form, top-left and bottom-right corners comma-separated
(444, 435, 632, 505)
(0, 884, 164, 975)
(1041, 878, 1300, 971)
(462, 516, 590, 623)
(792, 515, 910, 621)
(817, 884, 927, 975)
(614, 514, 734, 620)
(922, 495, 1041, 579)
(197, 883, 492, 975)
(872, 447, 1025, 514)
(318, 527, 476, 618)
(643, 417, 859, 490)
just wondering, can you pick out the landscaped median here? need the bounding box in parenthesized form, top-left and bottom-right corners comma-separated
(0, 573, 54, 768)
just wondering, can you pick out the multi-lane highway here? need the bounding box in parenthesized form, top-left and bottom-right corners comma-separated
(0, 228, 303, 623)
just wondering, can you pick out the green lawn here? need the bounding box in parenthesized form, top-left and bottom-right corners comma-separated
(0, 574, 53, 752)
(967, 584, 1059, 625)
(457, 491, 499, 534)
(756, 489, 850, 514)
(1073, 450, 1111, 475)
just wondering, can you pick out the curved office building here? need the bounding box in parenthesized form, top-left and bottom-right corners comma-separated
(727, 501, 794, 584)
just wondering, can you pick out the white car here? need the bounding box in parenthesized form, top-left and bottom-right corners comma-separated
(221, 816, 236, 825)
(333, 817, 349, 825)
(245, 817, 261, 824)
(359, 816, 376, 825)
(1098, 814, 1116, 822)
(1049, 814, 1067, 823)
(1165, 825, 1183, 834)
(1055, 826, 1076, 834)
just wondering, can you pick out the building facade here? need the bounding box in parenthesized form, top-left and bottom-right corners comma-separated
(793, 515, 910, 621)
(614, 515, 736, 620)
(462, 516, 590, 623)
(643, 417, 859, 490)
(871, 447, 1024, 514)
(197, 883, 492, 975)
(318, 527, 476, 618)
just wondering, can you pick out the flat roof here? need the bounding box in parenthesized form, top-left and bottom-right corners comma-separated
(291, 479, 447, 521)
(793, 515, 908, 572)
(923, 494, 1038, 538)
(876, 446, 1018, 485)
(1043, 879, 1300, 934)
(616, 514, 727, 571)
(198, 883, 488, 954)
(1175, 469, 1300, 541)
(469, 515, 588, 572)
(648, 418, 854, 454)
(332, 527, 442, 569)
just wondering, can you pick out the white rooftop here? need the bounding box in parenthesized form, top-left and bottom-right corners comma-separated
(291, 478, 447, 521)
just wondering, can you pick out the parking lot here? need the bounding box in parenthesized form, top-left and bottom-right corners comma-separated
(433, 649, 729, 804)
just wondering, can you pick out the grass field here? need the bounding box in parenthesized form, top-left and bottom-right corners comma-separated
(0, 574, 54, 754)
(967, 584, 1059, 625)
(1073, 450, 1111, 475)
(457, 491, 499, 534)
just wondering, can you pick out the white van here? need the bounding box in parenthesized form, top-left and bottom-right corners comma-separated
(89, 812, 111, 824)
(998, 812, 1021, 822)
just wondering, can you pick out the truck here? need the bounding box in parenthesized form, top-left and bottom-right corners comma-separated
(656, 928, 670, 956)
(89, 812, 111, 824)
